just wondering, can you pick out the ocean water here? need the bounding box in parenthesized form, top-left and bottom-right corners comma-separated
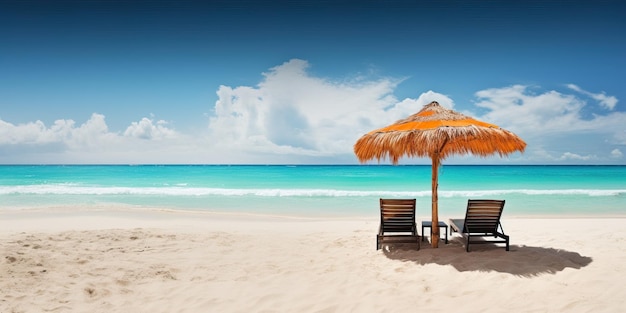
(0, 165, 624, 217)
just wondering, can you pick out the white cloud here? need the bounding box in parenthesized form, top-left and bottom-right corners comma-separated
(473, 85, 625, 137)
(474, 85, 588, 134)
(473, 85, 625, 163)
(1, 59, 625, 165)
(208, 59, 452, 158)
(0, 114, 186, 163)
(0, 113, 124, 148)
(0, 118, 74, 145)
(124, 118, 177, 140)
(566, 84, 618, 110)
(558, 152, 596, 161)
(67, 114, 120, 149)
(409, 90, 455, 110)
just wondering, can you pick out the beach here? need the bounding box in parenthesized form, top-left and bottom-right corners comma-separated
(2, 208, 625, 313)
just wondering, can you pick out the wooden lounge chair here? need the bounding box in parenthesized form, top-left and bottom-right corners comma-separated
(449, 199, 509, 252)
(377, 198, 420, 250)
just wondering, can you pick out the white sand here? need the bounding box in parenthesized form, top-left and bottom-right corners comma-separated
(1, 208, 625, 313)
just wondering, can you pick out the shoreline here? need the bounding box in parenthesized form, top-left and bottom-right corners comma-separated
(2, 205, 625, 235)
(3, 204, 626, 219)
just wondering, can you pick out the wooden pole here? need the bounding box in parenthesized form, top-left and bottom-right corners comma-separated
(431, 156, 440, 248)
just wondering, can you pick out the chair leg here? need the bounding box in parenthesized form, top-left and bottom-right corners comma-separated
(414, 227, 420, 250)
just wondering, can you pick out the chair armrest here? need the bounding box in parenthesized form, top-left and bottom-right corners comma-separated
(449, 219, 464, 233)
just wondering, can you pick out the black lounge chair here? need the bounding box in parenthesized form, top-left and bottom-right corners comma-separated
(449, 199, 510, 252)
(377, 198, 420, 250)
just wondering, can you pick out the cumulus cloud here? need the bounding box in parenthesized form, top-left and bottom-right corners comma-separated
(473, 85, 624, 163)
(124, 117, 177, 140)
(0, 118, 74, 145)
(207, 69, 625, 164)
(474, 85, 588, 134)
(1, 59, 625, 164)
(0, 113, 151, 147)
(208, 59, 451, 157)
(473, 85, 625, 137)
(0, 114, 183, 163)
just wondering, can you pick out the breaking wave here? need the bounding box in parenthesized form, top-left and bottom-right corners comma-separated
(1, 185, 624, 197)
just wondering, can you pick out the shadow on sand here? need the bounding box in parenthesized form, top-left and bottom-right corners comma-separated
(381, 237, 592, 277)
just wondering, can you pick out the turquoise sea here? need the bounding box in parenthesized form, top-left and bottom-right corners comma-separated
(0, 165, 624, 217)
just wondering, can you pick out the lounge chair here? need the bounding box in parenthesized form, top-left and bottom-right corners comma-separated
(377, 198, 420, 250)
(449, 199, 509, 252)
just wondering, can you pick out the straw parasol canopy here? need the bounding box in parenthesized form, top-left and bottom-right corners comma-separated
(354, 101, 526, 248)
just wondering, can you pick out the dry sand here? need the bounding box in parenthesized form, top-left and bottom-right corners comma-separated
(1, 209, 625, 313)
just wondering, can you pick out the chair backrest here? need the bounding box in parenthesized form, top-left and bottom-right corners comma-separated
(380, 199, 416, 232)
(463, 199, 505, 233)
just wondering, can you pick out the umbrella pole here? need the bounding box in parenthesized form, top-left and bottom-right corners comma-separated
(431, 156, 440, 248)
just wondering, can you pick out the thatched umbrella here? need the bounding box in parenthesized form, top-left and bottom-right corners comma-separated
(354, 101, 526, 248)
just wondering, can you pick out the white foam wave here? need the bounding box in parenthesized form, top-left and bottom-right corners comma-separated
(0, 185, 624, 197)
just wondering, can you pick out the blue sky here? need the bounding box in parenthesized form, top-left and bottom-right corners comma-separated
(1, 0, 625, 164)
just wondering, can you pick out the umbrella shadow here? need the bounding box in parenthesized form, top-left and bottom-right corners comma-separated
(381, 238, 592, 277)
